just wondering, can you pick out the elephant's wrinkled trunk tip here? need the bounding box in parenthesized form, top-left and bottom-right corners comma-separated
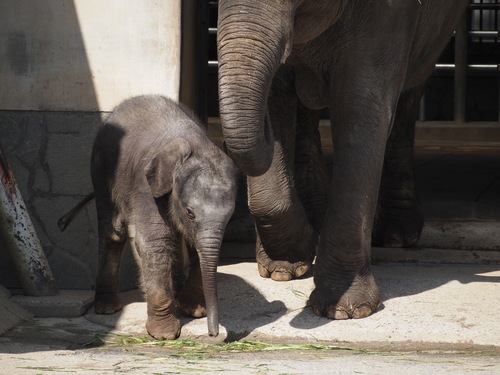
(207, 308, 220, 337)
(204, 280, 220, 337)
(197, 241, 222, 337)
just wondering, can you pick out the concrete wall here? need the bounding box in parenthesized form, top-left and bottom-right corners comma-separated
(0, 0, 182, 290)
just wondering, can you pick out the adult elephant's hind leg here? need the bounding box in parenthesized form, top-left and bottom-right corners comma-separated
(294, 103, 329, 236)
(373, 84, 425, 248)
(250, 66, 316, 281)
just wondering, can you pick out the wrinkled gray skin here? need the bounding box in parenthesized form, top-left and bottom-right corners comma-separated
(91, 95, 237, 339)
(217, 1, 468, 319)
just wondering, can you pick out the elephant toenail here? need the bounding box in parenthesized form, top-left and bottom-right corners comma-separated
(295, 264, 310, 278)
(330, 308, 349, 320)
(352, 304, 373, 319)
(257, 263, 271, 278)
(271, 270, 293, 281)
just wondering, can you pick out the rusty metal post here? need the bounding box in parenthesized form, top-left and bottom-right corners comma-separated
(0, 145, 58, 296)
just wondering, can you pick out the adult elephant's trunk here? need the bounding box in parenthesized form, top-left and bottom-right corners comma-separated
(217, 0, 294, 176)
(196, 226, 226, 337)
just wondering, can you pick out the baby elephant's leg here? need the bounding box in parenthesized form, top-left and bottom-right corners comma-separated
(93, 184, 127, 314)
(177, 244, 206, 318)
(139, 240, 181, 340)
(94, 235, 126, 315)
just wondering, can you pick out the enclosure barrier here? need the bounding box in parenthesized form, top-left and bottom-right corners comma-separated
(207, 1, 500, 123)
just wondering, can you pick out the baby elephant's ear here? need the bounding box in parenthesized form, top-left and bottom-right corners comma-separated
(145, 138, 191, 198)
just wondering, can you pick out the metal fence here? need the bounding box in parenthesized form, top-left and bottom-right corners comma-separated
(204, 1, 500, 122)
(431, 1, 500, 122)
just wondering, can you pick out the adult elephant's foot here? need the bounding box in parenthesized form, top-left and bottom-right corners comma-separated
(257, 247, 312, 281)
(310, 268, 381, 319)
(94, 292, 122, 315)
(372, 201, 424, 248)
(255, 232, 314, 281)
(146, 302, 181, 340)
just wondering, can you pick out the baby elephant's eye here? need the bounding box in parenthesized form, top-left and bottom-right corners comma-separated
(186, 208, 195, 220)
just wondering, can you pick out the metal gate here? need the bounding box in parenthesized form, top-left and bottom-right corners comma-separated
(202, 1, 500, 124)
(427, 0, 500, 122)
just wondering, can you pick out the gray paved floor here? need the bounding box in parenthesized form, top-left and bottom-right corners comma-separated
(1, 261, 500, 374)
(1, 149, 500, 374)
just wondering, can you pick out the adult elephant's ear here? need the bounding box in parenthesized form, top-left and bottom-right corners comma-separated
(145, 138, 192, 198)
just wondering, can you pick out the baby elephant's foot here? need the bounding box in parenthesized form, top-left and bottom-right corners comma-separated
(146, 303, 181, 340)
(94, 292, 122, 315)
(177, 265, 207, 318)
(178, 286, 206, 318)
(310, 271, 381, 319)
(256, 243, 312, 281)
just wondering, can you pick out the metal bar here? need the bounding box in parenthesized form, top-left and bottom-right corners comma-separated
(0, 145, 58, 296)
(454, 14, 468, 122)
(436, 64, 500, 71)
(469, 64, 500, 71)
(469, 4, 500, 10)
(498, 3, 500, 122)
(469, 30, 498, 37)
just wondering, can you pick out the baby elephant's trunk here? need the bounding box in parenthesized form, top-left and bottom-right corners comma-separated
(200, 255, 219, 337)
(196, 226, 225, 337)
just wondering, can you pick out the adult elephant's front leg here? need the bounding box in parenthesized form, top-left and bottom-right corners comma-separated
(249, 67, 316, 281)
(310, 90, 398, 319)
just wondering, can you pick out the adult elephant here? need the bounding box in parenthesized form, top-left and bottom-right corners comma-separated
(217, 0, 469, 319)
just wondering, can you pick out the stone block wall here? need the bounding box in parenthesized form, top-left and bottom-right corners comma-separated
(0, 0, 181, 290)
(0, 111, 114, 290)
(0, 110, 141, 290)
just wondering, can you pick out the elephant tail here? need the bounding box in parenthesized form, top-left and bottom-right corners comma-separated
(57, 193, 95, 232)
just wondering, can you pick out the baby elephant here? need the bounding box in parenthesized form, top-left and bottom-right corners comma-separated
(60, 95, 237, 339)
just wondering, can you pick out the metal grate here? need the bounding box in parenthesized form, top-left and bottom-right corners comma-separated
(432, 1, 500, 122)
(204, 1, 500, 122)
